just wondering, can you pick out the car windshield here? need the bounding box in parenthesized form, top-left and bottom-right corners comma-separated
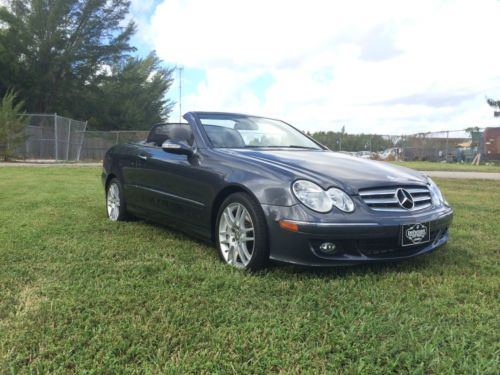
(198, 114, 321, 150)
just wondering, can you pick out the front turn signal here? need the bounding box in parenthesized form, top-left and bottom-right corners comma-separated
(278, 220, 299, 232)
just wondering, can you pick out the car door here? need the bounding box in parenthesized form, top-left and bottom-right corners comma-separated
(134, 125, 215, 237)
(117, 142, 152, 214)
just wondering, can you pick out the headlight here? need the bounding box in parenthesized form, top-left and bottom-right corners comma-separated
(428, 178, 449, 206)
(327, 187, 355, 212)
(292, 180, 355, 213)
(292, 180, 332, 213)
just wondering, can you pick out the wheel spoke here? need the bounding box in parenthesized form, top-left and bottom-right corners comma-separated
(234, 205, 242, 225)
(238, 243, 251, 263)
(223, 211, 233, 226)
(229, 246, 237, 265)
(241, 234, 254, 242)
(228, 208, 236, 224)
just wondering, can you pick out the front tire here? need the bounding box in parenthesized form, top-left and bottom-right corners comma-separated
(216, 193, 269, 270)
(106, 178, 129, 221)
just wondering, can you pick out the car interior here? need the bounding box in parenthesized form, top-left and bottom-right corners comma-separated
(146, 124, 195, 146)
(203, 125, 246, 148)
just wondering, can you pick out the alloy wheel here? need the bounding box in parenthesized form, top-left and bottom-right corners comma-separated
(107, 182, 121, 221)
(218, 202, 255, 268)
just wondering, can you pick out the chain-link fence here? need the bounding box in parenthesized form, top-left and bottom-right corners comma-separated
(78, 130, 148, 160)
(376, 130, 480, 162)
(21, 114, 87, 161)
(399, 130, 481, 162)
(18, 114, 148, 161)
(325, 128, 499, 162)
(13, 114, 500, 162)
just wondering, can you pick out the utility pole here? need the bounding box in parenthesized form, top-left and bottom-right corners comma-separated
(178, 66, 183, 124)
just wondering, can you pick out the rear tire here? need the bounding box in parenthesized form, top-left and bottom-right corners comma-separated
(106, 178, 129, 221)
(216, 192, 269, 270)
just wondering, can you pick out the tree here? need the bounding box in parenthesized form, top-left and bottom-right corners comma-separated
(0, 0, 174, 129)
(465, 126, 481, 148)
(0, 90, 30, 161)
(311, 130, 394, 152)
(81, 53, 174, 130)
(486, 97, 500, 117)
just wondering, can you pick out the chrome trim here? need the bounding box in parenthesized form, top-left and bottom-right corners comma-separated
(363, 198, 398, 204)
(413, 196, 431, 202)
(129, 184, 205, 207)
(359, 189, 396, 196)
(406, 188, 429, 194)
(358, 185, 432, 212)
(281, 220, 379, 227)
(367, 203, 431, 212)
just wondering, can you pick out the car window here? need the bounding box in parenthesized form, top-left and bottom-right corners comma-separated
(199, 115, 321, 149)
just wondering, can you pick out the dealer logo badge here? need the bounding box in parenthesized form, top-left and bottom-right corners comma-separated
(405, 223, 428, 244)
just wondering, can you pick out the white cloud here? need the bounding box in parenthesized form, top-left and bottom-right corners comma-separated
(143, 0, 500, 133)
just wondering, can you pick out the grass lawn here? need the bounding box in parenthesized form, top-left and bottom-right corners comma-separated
(389, 160, 500, 173)
(0, 167, 498, 374)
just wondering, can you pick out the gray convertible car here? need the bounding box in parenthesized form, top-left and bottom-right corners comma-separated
(102, 112, 453, 270)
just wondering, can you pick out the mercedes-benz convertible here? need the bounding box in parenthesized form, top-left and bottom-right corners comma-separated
(102, 112, 453, 270)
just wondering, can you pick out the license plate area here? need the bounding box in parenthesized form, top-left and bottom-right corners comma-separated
(401, 222, 430, 247)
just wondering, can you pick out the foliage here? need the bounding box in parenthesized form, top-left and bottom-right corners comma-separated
(0, 90, 29, 160)
(486, 97, 500, 109)
(311, 130, 395, 152)
(464, 126, 481, 147)
(0, 167, 498, 373)
(0, 0, 174, 129)
(486, 97, 500, 117)
(82, 53, 174, 130)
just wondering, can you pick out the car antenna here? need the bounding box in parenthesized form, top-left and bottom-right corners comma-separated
(178, 65, 184, 124)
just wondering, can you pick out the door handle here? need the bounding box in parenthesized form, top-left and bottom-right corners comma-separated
(138, 154, 148, 161)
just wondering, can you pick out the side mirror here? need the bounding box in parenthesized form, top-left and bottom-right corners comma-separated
(161, 139, 194, 156)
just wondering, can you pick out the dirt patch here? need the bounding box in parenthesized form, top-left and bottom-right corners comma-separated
(15, 284, 48, 316)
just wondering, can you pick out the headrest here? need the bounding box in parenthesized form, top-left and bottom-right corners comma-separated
(234, 119, 258, 131)
(170, 126, 193, 145)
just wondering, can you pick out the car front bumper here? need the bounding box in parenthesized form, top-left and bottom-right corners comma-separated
(262, 203, 453, 266)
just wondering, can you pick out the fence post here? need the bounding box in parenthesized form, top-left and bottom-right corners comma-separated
(76, 121, 88, 162)
(66, 119, 72, 160)
(445, 131, 449, 162)
(54, 113, 58, 160)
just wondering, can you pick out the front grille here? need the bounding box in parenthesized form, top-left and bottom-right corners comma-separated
(358, 185, 432, 212)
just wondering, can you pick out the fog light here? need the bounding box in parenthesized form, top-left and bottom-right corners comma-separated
(319, 242, 336, 254)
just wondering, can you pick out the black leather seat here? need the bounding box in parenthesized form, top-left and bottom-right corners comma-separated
(147, 124, 194, 146)
(204, 125, 245, 148)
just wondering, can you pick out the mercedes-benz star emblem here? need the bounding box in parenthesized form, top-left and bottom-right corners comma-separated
(396, 188, 414, 210)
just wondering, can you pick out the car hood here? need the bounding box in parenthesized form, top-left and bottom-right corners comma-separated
(217, 149, 427, 194)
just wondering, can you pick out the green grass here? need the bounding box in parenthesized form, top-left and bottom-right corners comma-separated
(0, 167, 499, 374)
(389, 160, 500, 173)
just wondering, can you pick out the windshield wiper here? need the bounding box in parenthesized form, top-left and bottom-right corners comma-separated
(244, 145, 318, 149)
(285, 145, 319, 149)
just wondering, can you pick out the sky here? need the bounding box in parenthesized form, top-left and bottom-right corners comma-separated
(130, 0, 500, 134)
